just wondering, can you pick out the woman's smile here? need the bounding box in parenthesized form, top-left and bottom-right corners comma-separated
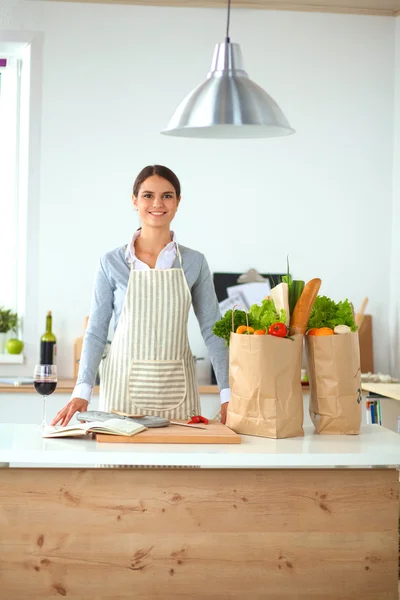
(148, 210, 167, 217)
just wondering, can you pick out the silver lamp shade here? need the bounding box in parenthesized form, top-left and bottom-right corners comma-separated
(161, 42, 295, 139)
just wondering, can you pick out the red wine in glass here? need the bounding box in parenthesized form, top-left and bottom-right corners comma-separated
(34, 381, 57, 396)
(33, 365, 57, 428)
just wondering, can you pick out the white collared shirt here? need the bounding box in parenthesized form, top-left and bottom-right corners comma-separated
(124, 229, 177, 269)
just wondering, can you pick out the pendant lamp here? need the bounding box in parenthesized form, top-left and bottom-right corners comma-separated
(161, 0, 295, 139)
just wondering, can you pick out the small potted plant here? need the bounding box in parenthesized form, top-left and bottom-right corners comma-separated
(0, 307, 19, 354)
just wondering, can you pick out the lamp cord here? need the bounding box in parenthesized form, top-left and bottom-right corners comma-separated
(226, 0, 231, 43)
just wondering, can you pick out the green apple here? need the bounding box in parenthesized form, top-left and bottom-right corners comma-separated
(6, 338, 24, 355)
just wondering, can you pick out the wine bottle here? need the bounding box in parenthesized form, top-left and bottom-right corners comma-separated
(40, 311, 57, 365)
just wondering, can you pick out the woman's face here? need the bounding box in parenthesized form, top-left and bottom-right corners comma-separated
(133, 175, 180, 229)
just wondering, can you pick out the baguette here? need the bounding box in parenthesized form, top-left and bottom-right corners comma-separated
(289, 278, 322, 335)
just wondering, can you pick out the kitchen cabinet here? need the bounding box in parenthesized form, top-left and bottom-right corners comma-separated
(0, 422, 399, 599)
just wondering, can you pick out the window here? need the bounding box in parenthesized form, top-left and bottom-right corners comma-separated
(0, 33, 43, 368)
(0, 56, 21, 311)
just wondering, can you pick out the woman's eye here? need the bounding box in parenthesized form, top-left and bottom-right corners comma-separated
(164, 194, 173, 199)
(143, 194, 152, 198)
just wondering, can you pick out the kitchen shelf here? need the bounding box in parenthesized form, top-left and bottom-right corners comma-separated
(0, 354, 24, 365)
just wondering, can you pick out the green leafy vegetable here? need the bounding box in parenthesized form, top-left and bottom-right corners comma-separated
(282, 255, 292, 287)
(212, 309, 256, 346)
(0, 307, 18, 334)
(212, 299, 286, 346)
(307, 296, 357, 332)
(249, 298, 286, 331)
(284, 279, 305, 314)
(281, 256, 304, 314)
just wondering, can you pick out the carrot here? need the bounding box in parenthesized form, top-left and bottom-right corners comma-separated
(289, 278, 322, 335)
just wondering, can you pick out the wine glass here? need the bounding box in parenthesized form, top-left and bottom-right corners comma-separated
(33, 365, 58, 429)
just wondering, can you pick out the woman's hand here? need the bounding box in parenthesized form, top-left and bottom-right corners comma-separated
(220, 401, 229, 424)
(51, 398, 88, 427)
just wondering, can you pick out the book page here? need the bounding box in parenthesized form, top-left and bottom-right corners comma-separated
(89, 419, 146, 436)
(42, 419, 147, 438)
(42, 421, 101, 438)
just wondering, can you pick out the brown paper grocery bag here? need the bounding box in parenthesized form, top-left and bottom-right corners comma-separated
(305, 332, 362, 435)
(226, 333, 304, 439)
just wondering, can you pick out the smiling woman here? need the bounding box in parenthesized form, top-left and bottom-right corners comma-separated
(52, 165, 230, 428)
(132, 165, 181, 268)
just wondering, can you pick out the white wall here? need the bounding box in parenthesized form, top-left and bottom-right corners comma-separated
(0, 3, 396, 380)
(390, 17, 400, 379)
(0, 0, 20, 28)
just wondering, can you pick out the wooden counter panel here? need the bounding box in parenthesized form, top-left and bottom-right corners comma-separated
(0, 468, 397, 599)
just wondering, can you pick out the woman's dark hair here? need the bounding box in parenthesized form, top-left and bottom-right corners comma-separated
(133, 165, 181, 198)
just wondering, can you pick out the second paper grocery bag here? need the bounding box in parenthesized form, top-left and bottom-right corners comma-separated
(226, 333, 304, 439)
(306, 332, 362, 434)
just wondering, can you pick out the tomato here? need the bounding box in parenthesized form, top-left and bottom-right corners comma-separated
(306, 328, 319, 336)
(268, 322, 288, 338)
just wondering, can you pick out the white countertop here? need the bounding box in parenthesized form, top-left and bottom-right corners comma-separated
(0, 423, 399, 468)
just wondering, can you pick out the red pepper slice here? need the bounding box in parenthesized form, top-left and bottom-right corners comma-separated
(187, 416, 201, 424)
(187, 415, 209, 425)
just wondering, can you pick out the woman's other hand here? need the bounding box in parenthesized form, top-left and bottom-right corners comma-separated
(220, 401, 229, 424)
(51, 398, 88, 427)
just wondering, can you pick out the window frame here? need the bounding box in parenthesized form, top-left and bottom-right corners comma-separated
(0, 31, 43, 370)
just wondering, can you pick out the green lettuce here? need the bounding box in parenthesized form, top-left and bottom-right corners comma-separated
(307, 296, 357, 331)
(249, 298, 286, 331)
(212, 299, 286, 346)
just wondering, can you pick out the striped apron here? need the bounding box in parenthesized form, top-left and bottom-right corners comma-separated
(99, 245, 200, 422)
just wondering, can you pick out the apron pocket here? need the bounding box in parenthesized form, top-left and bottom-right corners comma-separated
(128, 359, 187, 412)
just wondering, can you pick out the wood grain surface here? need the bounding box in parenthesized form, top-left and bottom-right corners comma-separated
(96, 420, 241, 444)
(0, 468, 398, 599)
(362, 383, 400, 402)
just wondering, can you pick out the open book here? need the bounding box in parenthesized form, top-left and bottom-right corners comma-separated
(42, 418, 147, 438)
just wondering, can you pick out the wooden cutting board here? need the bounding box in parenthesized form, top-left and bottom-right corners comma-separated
(96, 420, 241, 444)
